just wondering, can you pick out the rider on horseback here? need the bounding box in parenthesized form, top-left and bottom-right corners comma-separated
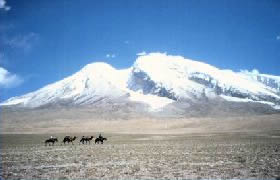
(99, 133, 103, 140)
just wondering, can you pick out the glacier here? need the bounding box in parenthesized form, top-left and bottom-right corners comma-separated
(1, 52, 280, 111)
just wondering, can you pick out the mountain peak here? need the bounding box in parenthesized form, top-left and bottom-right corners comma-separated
(81, 62, 115, 72)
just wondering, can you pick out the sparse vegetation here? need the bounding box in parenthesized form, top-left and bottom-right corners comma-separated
(1, 132, 280, 179)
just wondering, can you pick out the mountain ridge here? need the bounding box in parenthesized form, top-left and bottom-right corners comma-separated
(1, 53, 280, 114)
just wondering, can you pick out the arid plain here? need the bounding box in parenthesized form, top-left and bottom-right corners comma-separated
(1, 110, 280, 179)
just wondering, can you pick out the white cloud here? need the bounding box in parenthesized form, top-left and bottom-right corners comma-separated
(137, 51, 147, 56)
(106, 54, 116, 58)
(3, 32, 39, 52)
(0, 0, 11, 11)
(0, 67, 23, 88)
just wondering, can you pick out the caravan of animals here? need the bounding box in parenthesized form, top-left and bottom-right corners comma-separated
(45, 134, 107, 146)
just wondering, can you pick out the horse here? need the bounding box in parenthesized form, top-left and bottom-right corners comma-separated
(95, 137, 107, 144)
(45, 137, 58, 146)
(63, 136, 77, 145)
(80, 136, 94, 144)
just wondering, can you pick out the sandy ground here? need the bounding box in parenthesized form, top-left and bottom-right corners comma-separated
(1, 113, 280, 134)
(1, 110, 280, 179)
(1, 132, 280, 179)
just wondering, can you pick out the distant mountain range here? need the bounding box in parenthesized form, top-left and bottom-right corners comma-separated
(1, 53, 280, 117)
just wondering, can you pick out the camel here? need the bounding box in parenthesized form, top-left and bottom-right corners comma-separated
(80, 136, 94, 144)
(45, 137, 58, 146)
(95, 137, 107, 144)
(63, 136, 77, 145)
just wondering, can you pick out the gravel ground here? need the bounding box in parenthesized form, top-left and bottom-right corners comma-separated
(1, 132, 280, 179)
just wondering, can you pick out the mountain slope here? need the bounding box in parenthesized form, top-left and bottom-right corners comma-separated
(1, 53, 280, 113)
(2, 63, 129, 107)
(240, 70, 280, 94)
(128, 53, 280, 108)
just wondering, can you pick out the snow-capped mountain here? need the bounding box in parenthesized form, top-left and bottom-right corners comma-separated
(240, 70, 280, 94)
(128, 53, 280, 109)
(1, 53, 280, 113)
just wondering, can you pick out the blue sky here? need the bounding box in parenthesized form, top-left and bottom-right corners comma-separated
(0, 0, 280, 101)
